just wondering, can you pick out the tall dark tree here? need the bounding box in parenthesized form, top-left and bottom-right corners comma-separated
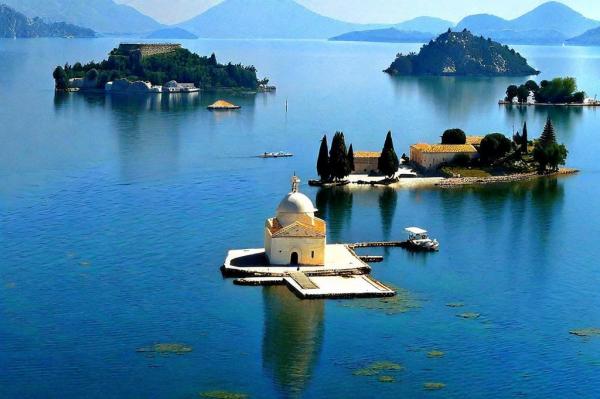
(539, 118, 557, 148)
(522, 121, 528, 154)
(316, 135, 330, 182)
(506, 85, 518, 101)
(329, 132, 351, 181)
(378, 131, 400, 178)
(53, 66, 68, 91)
(348, 144, 355, 172)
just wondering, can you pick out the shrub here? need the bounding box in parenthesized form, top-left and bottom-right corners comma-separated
(479, 133, 512, 164)
(452, 153, 471, 167)
(441, 128, 466, 144)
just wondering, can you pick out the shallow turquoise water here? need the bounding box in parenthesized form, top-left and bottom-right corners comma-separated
(2, 38, 600, 398)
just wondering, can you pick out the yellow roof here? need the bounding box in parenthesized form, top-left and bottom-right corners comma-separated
(411, 144, 478, 154)
(354, 151, 381, 158)
(207, 100, 240, 109)
(466, 136, 484, 145)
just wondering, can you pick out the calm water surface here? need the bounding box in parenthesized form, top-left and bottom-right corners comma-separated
(2, 39, 600, 398)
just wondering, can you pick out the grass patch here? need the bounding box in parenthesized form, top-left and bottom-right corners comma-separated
(441, 166, 491, 178)
(200, 391, 248, 399)
(570, 328, 600, 337)
(424, 382, 446, 391)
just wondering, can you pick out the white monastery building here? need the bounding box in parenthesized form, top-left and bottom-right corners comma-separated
(264, 176, 326, 266)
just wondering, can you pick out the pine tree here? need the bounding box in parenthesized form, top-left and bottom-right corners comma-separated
(378, 131, 400, 178)
(348, 144, 355, 172)
(522, 121, 528, 154)
(329, 132, 351, 181)
(316, 135, 330, 182)
(539, 118, 557, 148)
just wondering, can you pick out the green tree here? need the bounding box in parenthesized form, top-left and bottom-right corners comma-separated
(517, 84, 529, 103)
(317, 135, 331, 182)
(348, 144, 355, 172)
(378, 131, 400, 178)
(533, 118, 567, 173)
(522, 121, 528, 154)
(52, 66, 68, 90)
(539, 118, 556, 148)
(506, 85, 518, 101)
(85, 68, 98, 81)
(329, 132, 351, 181)
(525, 80, 539, 92)
(441, 128, 466, 144)
(479, 133, 512, 164)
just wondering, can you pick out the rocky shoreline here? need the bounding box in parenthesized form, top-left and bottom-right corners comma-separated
(436, 168, 579, 188)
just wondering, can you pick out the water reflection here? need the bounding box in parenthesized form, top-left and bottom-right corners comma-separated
(378, 187, 397, 241)
(315, 187, 353, 243)
(389, 75, 515, 117)
(502, 105, 584, 141)
(262, 286, 324, 399)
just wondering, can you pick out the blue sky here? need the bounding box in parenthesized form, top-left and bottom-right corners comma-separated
(116, 0, 600, 24)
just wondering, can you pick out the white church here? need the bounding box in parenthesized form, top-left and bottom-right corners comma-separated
(264, 176, 326, 266)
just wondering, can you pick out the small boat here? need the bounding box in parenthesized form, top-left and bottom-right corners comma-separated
(259, 151, 293, 158)
(405, 227, 439, 252)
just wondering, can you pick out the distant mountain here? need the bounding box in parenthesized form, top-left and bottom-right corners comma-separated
(1, 0, 161, 34)
(0, 4, 95, 38)
(179, 0, 377, 39)
(384, 30, 539, 77)
(146, 27, 197, 39)
(567, 26, 600, 46)
(330, 28, 434, 44)
(394, 17, 453, 34)
(457, 1, 600, 45)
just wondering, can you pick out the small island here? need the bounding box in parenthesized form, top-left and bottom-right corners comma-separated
(309, 120, 574, 188)
(500, 77, 599, 106)
(384, 29, 539, 77)
(53, 43, 268, 94)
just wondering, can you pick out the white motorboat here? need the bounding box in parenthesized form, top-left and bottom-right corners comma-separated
(405, 227, 439, 252)
(259, 151, 293, 158)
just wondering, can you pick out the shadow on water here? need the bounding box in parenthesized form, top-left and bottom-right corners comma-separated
(262, 286, 324, 399)
(378, 187, 397, 241)
(315, 187, 353, 243)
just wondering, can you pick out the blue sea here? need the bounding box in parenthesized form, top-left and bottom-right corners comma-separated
(2, 38, 600, 398)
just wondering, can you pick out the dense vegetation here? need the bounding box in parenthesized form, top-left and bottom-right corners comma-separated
(505, 77, 585, 104)
(55, 48, 260, 90)
(385, 29, 539, 76)
(0, 4, 95, 38)
(442, 120, 567, 175)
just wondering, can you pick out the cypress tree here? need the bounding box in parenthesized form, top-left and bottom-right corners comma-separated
(378, 131, 400, 178)
(317, 135, 330, 182)
(329, 132, 351, 181)
(348, 144, 355, 172)
(522, 121, 528, 154)
(539, 118, 556, 148)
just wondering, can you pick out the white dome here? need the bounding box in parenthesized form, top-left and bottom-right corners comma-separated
(276, 192, 317, 215)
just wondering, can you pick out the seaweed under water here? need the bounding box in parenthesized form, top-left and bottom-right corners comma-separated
(353, 361, 405, 378)
(569, 328, 600, 337)
(424, 382, 446, 390)
(340, 286, 422, 315)
(199, 391, 248, 399)
(136, 343, 193, 356)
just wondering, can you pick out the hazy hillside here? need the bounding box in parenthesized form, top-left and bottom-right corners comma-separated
(567, 26, 600, 46)
(146, 27, 197, 39)
(0, 4, 95, 38)
(1, 0, 161, 34)
(330, 28, 434, 44)
(394, 16, 453, 34)
(179, 0, 376, 39)
(456, 1, 599, 44)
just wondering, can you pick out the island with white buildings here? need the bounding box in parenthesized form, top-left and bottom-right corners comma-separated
(222, 176, 396, 299)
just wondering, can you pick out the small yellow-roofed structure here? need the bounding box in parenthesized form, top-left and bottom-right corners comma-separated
(207, 100, 241, 110)
(410, 143, 478, 171)
(352, 151, 381, 175)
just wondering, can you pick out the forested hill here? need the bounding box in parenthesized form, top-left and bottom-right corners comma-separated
(0, 4, 95, 38)
(385, 29, 539, 77)
(57, 47, 260, 90)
